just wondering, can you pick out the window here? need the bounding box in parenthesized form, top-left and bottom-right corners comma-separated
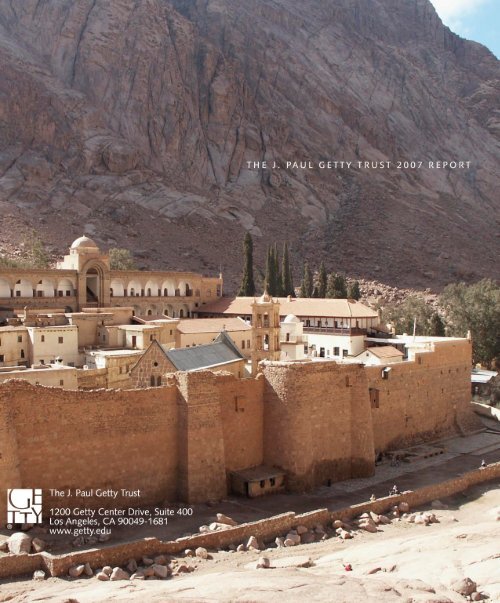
(17, 336, 22, 343)
(334, 347, 339, 356)
(150, 375, 156, 387)
(345, 376, 350, 387)
(270, 477, 276, 487)
(260, 480, 265, 488)
(369, 388, 380, 409)
(382, 367, 391, 380)
(58, 291, 63, 297)
(247, 339, 250, 348)
(58, 337, 64, 344)
(0, 354, 4, 362)
(59, 380, 64, 386)
(242, 340, 245, 349)
(342, 349, 348, 357)
(66, 291, 71, 297)
(156, 376, 162, 386)
(21, 349, 25, 358)
(16, 290, 21, 297)
(41, 335, 45, 342)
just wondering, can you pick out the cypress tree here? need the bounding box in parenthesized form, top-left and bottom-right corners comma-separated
(264, 246, 278, 295)
(333, 274, 348, 298)
(281, 242, 294, 297)
(237, 232, 255, 296)
(274, 243, 283, 296)
(300, 261, 313, 298)
(318, 262, 327, 298)
(348, 280, 361, 301)
(326, 273, 336, 298)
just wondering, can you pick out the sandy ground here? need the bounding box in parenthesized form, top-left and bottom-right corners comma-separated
(1, 482, 499, 603)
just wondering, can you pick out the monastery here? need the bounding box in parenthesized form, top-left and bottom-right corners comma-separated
(0, 239, 481, 524)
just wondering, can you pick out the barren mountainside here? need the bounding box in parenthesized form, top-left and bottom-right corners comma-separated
(0, 0, 499, 291)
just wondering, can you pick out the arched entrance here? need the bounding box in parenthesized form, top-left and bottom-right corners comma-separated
(85, 266, 104, 306)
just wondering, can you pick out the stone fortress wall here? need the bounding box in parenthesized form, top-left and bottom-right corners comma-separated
(0, 339, 479, 527)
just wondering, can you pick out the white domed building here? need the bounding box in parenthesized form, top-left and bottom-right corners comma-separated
(280, 313, 306, 361)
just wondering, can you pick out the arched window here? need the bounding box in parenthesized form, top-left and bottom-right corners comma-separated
(156, 376, 162, 386)
(110, 288, 114, 297)
(150, 375, 156, 387)
(163, 288, 168, 296)
(147, 288, 152, 296)
(179, 309, 184, 318)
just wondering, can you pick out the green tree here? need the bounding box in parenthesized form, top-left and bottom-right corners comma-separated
(440, 279, 500, 366)
(300, 261, 313, 298)
(327, 273, 347, 298)
(348, 280, 361, 301)
(318, 262, 327, 298)
(274, 243, 283, 296)
(281, 242, 294, 297)
(430, 312, 446, 337)
(237, 232, 256, 296)
(383, 296, 433, 336)
(109, 248, 137, 270)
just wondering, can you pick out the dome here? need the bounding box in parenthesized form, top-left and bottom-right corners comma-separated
(283, 314, 300, 324)
(70, 236, 99, 251)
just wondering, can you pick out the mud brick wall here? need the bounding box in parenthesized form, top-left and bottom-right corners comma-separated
(217, 373, 265, 472)
(366, 339, 479, 452)
(0, 380, 180, 524)
(262, 361, 375, 491)
(176, 371, 227, 503)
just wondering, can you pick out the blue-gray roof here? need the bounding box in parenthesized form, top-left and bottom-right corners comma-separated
(162, 331, 244, 372)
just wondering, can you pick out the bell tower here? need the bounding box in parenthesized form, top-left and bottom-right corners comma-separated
(251, 292, 281, 375)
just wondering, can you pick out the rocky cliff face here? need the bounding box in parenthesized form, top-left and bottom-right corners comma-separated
(0, 0, 498, 290)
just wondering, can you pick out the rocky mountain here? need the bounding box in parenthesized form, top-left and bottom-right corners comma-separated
(0, 0, 499, 291)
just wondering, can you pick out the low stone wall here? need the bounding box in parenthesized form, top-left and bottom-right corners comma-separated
(1, 462, 498, 580)
(472, 401, 500, 422)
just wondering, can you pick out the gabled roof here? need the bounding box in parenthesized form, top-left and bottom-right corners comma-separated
(362, 346, 404, 358)
(162, 331, 244, 371)
(176, 317, 250, 334)
(198, 296, 378, 319)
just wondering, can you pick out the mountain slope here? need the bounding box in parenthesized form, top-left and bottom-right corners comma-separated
(0, 0, 498, 290)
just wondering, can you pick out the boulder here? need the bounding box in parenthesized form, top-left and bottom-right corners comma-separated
(338, 529, 352, 540)
(379, 515, 391, 524)
(154, 554, 168, 565)
(275, 537, 284, 548)
(285, 532, 301, 545)
(130, 572, 145, 580)
(296, 525, 308, 535)
(256, 556, 270, 569)
(68, 565, 85, 578)
(284, 538, 296, 547)
(369, 512, 381, 524)
(236, 544, 246, 552)
(142, 556, 154, 566)
(333, 520, 343, 529)
(102, 566, 113, 576)
(33, 570, 46, 581)
(152, 564, 169, 579)
(84, 563, 93, 577)
(184, 549, 194, 557)
(126, 559, 138, 573)
(143, 567, 155, 577)
(246, 536, 260, 550)
(300, 531, 316, 544)
(31, 537, 46, 553)
(398, 502, 410, 513)
(359, 521, 377, 533)
(110, 567, 130, 581)
(173, 563, 191, 574)
(452, 577, 477, 596)
(96, 572, 110, 581)
(216, 513, 238, 526)
(7, 532, 32, 555)
(195, 547, 208, 559)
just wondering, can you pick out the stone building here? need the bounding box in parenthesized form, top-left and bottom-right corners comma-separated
(0, 336, 480, 524)
(131, 331, 247, 386)
(251, 293, 281, 375)
(0, 237, 222, 317)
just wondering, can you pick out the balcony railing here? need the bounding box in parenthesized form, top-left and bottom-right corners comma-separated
(303, 326, 366, 336)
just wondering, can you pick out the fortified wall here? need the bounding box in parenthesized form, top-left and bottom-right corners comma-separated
(0, 340, 479, 526)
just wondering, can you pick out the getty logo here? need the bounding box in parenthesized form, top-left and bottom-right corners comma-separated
(6, 489, 43, 528)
